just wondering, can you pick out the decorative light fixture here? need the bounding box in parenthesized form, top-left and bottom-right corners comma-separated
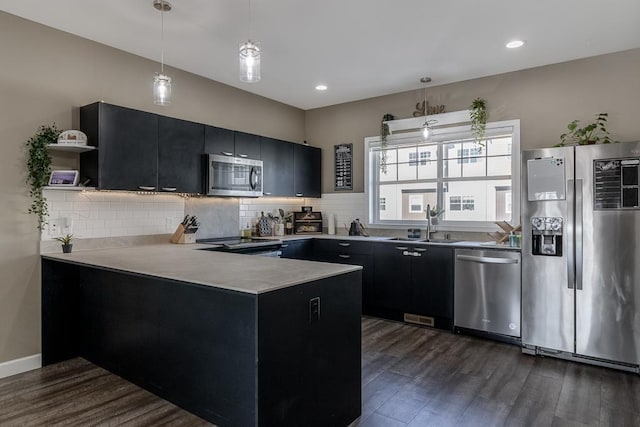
(420, 77, 437, 139)
(240, 0, 261, 83)
(315, 84, 328, 91)
(153, 0, 172, 105)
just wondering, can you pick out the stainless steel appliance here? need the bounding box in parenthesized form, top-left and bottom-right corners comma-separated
(454, 248, 521, 341)
(205, 154, 263, 197)
(522, 142, 640, 372)
(198, 237, 282, 257)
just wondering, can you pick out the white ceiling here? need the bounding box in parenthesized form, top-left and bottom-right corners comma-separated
(2, 0, 640, 110)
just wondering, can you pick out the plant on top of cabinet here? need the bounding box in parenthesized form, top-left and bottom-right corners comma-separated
(469, 97, 487, 145)
(26, 123, 60, 228)
(557, 113, 612, 146)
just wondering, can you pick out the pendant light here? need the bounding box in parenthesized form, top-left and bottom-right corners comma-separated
(153, 0, 172, 105)
(239, 0, 261, 82)
(420, 77, 437, 139)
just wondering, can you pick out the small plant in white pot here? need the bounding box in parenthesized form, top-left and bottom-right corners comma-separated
(55, 234, 73, 253)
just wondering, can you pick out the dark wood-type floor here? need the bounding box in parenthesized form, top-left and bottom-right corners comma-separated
(1, 317, 639, 426)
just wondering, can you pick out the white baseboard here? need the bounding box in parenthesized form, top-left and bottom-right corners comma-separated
(0, 354, 42, 379)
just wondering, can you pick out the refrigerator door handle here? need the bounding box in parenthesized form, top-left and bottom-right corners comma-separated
(567, 179, 576, 289)
(575, 179, 583, 290)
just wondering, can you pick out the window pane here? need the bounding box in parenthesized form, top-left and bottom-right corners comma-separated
(397, 147, 416, 164)
(487, 155, 511, 176)
(380, 164, 397, 182)
(443, 179, 512, 222)
(461, 156, 486, 177)
(397, 162, 417, 181)
(417, 160, 437, 180)
(378, 182, 436, 221)
(486, 137, 512, 156)
(382, 148, 397, 164)
(443, 142, 462, 160)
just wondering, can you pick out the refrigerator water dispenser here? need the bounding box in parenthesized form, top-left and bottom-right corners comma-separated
(531, 217, 563, 256)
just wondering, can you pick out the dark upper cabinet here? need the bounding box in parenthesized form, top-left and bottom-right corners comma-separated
(261, 137, 294, 196)
(158, 116, 204, 193)
(234, 131, 261, 160)
(204, 126, 235, 157)
(204, 127, 260, 160)
(293, 144, 322, 198)
(80, 102, 158, 191)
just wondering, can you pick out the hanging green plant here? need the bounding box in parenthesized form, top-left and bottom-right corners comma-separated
(379, 113, 394, 173)
(557, 113, 612, 146)
(469, 97, 487, 144)
(26, 124, 60, 229)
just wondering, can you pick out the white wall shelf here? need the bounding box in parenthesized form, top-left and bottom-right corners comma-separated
(47, 144, 96, 153)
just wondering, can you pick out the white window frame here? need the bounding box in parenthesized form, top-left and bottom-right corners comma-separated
(365, 118, 520, 232)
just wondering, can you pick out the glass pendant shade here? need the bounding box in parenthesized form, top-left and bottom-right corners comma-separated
(422, 123, 430, 139)
(239, 40, 261, 83)
(153, 73, 172, 105)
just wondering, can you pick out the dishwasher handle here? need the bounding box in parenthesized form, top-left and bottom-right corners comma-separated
(456, 254, 519, 264)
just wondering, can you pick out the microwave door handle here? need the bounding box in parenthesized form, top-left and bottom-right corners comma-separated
(249, 167, 258, 190)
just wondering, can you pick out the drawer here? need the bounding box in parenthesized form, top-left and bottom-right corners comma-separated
(314, 239, 374, 255)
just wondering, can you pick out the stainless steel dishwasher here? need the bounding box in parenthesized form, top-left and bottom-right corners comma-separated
(454, 248, 521, 340)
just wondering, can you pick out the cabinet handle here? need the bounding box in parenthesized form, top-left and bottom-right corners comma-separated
(295, 193, 303, 197)
(338, 242, 351, 247)
(138, 186, 156, 191)
(414, 248, 427, 252)
(281, 244, 289, 248)
(263, 192, 272, 196)
(338, 254, 351, 259)
(221, 151, 233, 156)
(396, 246, 409, 250)
(161, 187, 177, 192)
(403, 251, 421, 257)
(237, 153, 248, 158)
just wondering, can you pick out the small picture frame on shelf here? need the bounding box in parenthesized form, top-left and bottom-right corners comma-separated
(48, 170, 80, 186)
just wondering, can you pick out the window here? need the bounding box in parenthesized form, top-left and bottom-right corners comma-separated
(366, 119, 520, 231)
(409, 195, 423, 213)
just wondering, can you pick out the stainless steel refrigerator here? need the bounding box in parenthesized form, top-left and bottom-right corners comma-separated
(521, 141, 640, 372)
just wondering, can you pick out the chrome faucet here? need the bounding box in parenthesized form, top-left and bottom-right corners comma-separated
(425, 204, 434, 241)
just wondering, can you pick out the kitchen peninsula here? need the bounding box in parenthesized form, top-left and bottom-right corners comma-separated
(42, 245, 362, 427)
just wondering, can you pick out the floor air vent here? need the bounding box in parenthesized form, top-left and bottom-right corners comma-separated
(403, 313, 434, 327)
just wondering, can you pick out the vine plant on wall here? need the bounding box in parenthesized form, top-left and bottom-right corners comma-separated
(26, 124, 59, 229)
(380, 113, 394, 173)
(469, 97, 487, 146)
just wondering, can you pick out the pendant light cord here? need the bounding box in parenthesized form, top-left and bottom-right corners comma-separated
(160, 0, 165, 73)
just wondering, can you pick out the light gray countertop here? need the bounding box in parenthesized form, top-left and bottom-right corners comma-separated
(42, 244, 361, 295)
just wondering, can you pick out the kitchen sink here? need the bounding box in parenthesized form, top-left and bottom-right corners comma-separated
(386, 237, 461, 244)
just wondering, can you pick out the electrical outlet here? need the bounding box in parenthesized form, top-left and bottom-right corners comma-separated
(309, 297, 320, 323)
(47, 217, 72, 238)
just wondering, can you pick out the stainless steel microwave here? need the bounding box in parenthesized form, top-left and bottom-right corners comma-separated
(205, 154, 263, 197)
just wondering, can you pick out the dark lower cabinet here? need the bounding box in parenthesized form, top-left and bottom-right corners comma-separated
(42, 259, 361, 427)
(158, 116, 204, 193)
(80, 102, 158, 191)
(372, 242, 454, 330)
(261, 137, 294, 196)
(280, 238, 313, 260)
(293, 144, 321, 198)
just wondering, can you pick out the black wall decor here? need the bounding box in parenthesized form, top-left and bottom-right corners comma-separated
(334, 143, 353, 191)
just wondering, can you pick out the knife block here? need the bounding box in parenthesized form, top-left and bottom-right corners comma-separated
(170, 224, 197, 244)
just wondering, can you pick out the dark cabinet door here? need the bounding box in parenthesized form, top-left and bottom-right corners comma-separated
(410, 247, 454, 320)
(157, 116, 204, 194)
(293, 144, 321, 198)
(373, 243, 412, 312)
(261, 137, 294, 196)
(88, 103, 158, 191)
(204, 125, 234, 157)
(280, 239, 313, 260)
(234, 131, 261, 160)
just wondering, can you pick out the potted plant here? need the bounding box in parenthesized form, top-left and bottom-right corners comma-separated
(427, 205, 445, 225)
(469, 98, 487, 145)
(558, 113, 612, 146)
(379, 113, 394, 173)
(26, 124, 60, 229)
(55, 234, 74, 253)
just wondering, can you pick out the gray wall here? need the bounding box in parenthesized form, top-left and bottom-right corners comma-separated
(0, 11, 305, 364)
(305, 48, 640, 193)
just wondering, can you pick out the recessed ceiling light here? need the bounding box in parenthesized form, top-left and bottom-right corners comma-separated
(506, 40, 525, 49)
(315, 84, 328, 91)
